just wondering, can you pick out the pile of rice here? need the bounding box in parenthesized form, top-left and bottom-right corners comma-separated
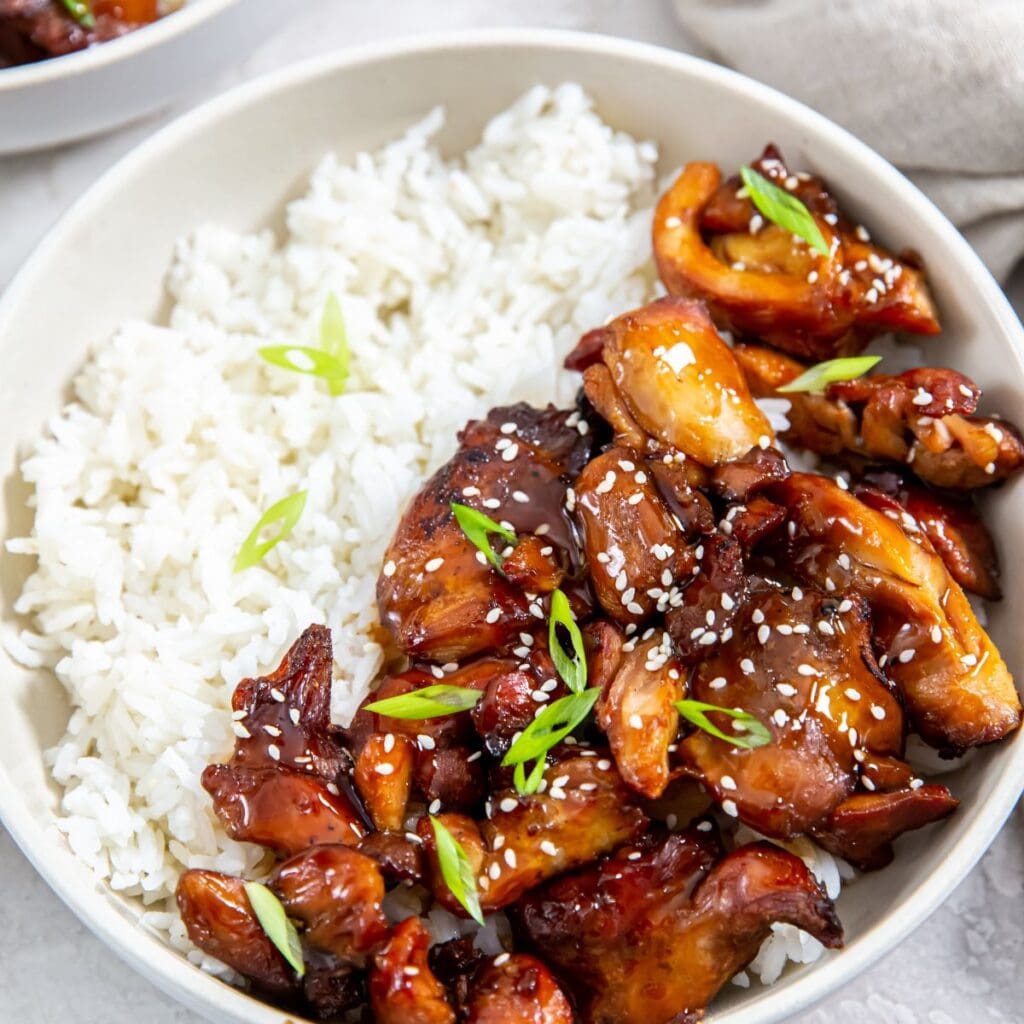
(5, 83, 844, 984)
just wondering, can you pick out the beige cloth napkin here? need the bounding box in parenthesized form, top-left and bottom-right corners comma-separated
(672, 0, 1024, 280)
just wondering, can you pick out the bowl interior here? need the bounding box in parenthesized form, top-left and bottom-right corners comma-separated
(1, 32, 1022, 1024)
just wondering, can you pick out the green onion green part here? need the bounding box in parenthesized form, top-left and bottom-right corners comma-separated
(234, 491, 307, 572)
(430, 816, 485, 926)
(674, 699, 773, 751)
(258, 345, 348, 386)
(319, 293, 350, 396)
(776, 355, 883, 394)
(61, 0, 95, 28)
(451, 502, 516, 570)
(502, 687, 601, 795)
(243, 882, 305, 977)
(739, 166, 830, 257)
(548, 589, 587, 694)
(364, 684, 483, 719)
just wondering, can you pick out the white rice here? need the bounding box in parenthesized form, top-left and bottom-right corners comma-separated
(6, 84, 837, 985)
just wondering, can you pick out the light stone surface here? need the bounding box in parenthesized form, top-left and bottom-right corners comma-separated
(1, 1, 1022, 1021)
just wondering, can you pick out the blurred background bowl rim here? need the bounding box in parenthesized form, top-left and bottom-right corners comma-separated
(0, 0, 238, 91)
(1, 26, 1022, 1024)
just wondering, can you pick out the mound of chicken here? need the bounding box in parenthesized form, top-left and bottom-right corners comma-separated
(179, 149, 1022, 1023)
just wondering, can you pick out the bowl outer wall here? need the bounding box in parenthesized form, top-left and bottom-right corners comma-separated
(0, 28, 1022, 1024)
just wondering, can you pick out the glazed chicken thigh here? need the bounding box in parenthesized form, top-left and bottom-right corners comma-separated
(177, 141, 1024, 1024)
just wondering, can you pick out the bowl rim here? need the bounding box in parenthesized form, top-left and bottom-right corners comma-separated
(0, 0, 239, 90)
(1, 26, 1023, 1024)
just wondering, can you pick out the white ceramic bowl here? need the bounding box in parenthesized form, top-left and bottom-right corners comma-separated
(0, 0, 279, 154)
(1, 29, 1022, 1024)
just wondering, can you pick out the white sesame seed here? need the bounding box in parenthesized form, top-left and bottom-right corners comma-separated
(722, 799, 739, 818)
(499, 797, 518, 813)
(485, 607, 501, 624)
(708, 676, 727, 690)
(797, 664, 818, 676)
(898, 649, 916, 664)
(232, 722, 251, 739)
(382, 560, 396, 578)
(845, 688, 861, 701)
(429, 799, 442, 814)
(627, 493, 644, 506)
(627, 602, 644, 615)
(740, 658, 755, 674)
(629, 713, 643, 729)
(267, 744, 281, 761)
(777, 683, 797, 697)
(597, 759, 611, 771)
(752, 609, 765, 624)
(504, 848, 517, 869)
(699, 631, 718, 646)
(758, 625, 771, 644)
(502, 444, 519, 462)
(961, 653, 978, 667)
(931, 625, 942, 643)
(772, 709, 788, 727)
(512, 490, 529, 503)
(910, 778, 924, 790)
(383, 733, 395, 753)
(425, 557, 444, 573)
(374, 762, 394, 776)
(870, 705, 886, 720)
(270, 688, 285, 703)
(720, 775, 737, 791)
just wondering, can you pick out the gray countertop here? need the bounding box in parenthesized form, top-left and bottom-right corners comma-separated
(1, 2, 1022, 1021)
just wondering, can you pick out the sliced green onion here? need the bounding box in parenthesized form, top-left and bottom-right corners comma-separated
(319, 293, 349, 396)
(364, 684, 482, 719)
(548, 589, 587, 694)
(61, 0, 95, 28)
(258, 345, 348, 386)
(451, 502, 516, 571)
(502, 687, 601, 795)
(243, 881, 305, 977)
(513, 757, 547, 795)
(234, 491, 307, 572)
(430, 816, 485, 926)
(739, 166, 830, 257)
(674, 699, 772, 751)
(776, 355, 882, 394)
